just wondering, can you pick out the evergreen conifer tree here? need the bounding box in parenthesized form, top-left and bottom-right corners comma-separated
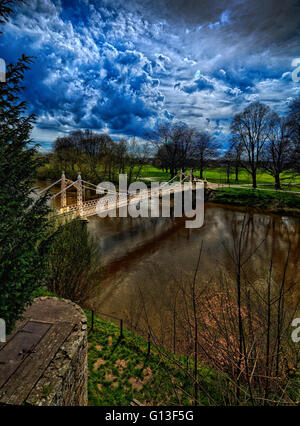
(0, 1, 50, 333)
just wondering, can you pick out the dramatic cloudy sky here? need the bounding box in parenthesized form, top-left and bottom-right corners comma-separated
(1, 0, 300, 150)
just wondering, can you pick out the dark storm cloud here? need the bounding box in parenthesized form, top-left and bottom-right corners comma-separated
(124, 0, 300, 47)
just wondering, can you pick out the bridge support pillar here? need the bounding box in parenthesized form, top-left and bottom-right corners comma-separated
(61, 171, 67, 209)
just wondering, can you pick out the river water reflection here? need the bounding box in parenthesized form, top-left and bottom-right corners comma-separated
(87, 203, 300, 334)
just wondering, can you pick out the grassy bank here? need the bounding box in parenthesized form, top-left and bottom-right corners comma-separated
(258, 184, 300, 192)
(200, 168, 300, 185)
(209, 187, 300, 214)
(86, 311, 224, 406)
(34, 294, 299, 406)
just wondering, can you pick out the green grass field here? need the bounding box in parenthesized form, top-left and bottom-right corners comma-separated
(139, 166, 300, 186)
(202, 169, 300, 185)
(86, 311, 223, 406)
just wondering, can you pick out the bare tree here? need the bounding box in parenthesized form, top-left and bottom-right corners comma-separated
(193, 132, 220, 179)
(262, 115, 292, 189)
(230, 140, 243, 182)
(231, 102, 273, 188)
(54, 130, 112, 179)
(221, 149, 234, 184)
(151, 121, 195, 178)
(154, 144, 170, 173)
(74, 130, 112, 179)
(126, 138, 150, 184)
(287, 96, 300, 174)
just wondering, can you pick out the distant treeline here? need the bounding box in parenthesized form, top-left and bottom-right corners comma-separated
(38, 98, 300, 189)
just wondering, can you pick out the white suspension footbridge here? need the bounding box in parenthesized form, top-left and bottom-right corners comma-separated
(38, 171, 208, 219)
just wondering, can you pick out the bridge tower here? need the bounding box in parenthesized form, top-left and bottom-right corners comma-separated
(180, 169, 183, 184)
(61, 171, 67, 208)
(76, 173, 83, 214)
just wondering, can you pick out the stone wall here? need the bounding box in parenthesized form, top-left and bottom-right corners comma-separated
(0, 297, 88, 406)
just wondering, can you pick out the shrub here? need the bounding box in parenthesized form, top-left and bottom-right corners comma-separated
(45, 218, 101, 305)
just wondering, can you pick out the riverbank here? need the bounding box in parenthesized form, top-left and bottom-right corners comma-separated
(86, 310, 223, 406)
(208, 187, 300, 216)
(87, 310, 300, 406)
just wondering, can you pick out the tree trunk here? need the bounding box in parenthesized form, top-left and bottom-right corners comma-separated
(252, 172, 257, 189)
(235, 166, 239, 182)
(199, 164, 204, 179)
(275, 173, 281, 190)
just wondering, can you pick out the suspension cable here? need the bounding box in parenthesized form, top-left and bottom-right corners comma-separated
(50, 180, 78, 200)
(37, 178, 62, 195)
